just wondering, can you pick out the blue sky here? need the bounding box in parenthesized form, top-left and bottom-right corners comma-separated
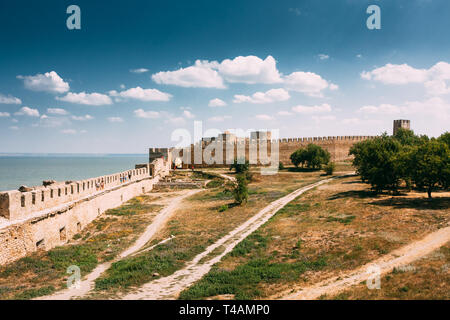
(1, 0, 449, 153)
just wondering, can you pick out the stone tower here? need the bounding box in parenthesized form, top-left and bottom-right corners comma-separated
(393, 119, 410, 135)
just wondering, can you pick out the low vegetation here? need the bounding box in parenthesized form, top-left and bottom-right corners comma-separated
(350, 129, 450, 197)
(327, 242, 450, 300)
(179, 175, 449, 300)
(0, 195, 162, 300)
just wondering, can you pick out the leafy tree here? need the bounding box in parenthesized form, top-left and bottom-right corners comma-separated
(230, 158, 249, 174)
(393, 128, 423, 146)
(409, 140, 450, 198)
(438, 132, 450, 148)
(324, 162, 336, 175)
(349, 134, 403, 193)
(233, 174, 248, 205)
(290, 144, 331, 169)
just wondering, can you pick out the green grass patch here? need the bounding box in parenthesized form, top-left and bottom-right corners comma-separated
(230, 232, 269, 257)
(13, 286, 55, 300)
(326, 215, 356, 224)
(179, 257, 327, 300)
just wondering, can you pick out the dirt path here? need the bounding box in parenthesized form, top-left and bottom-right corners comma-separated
(277, 224, 450, 300)
(121, 176, 341, 300)
(36, 189, 201, 300)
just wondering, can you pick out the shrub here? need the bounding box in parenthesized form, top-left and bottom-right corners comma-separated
(278, 162, 285, 170)
(233, 174, 248, 205)
(324, 162, 336, 175)
(290, 144, 330, 169)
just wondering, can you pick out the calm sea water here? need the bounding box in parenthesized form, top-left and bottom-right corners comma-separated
(0, 155, 148, 191)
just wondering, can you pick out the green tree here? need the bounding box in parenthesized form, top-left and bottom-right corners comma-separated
(409, 140, 450, 198)
(324, 162, 336, 175)
(233, 174, 248, 205)
(438, 132, 450, 148)
(230, 158, 249, 174)
(290, 144, 331, 169)
(349, 134, 403, 193)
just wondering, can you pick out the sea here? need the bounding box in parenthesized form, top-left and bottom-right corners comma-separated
(0, 154, 148, 192)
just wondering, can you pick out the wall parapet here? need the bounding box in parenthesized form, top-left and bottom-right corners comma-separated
(0, 163, 152, 221)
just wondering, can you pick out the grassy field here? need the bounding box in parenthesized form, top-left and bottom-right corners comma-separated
(92, 168, 331, 297)
(328, 242, 450, 300)
(0, 194, 164, 300)
(179, 175, 450, 300)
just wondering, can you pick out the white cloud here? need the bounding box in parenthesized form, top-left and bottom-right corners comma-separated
(218, 55, 282, 84)
(208, 115, 232, 122)
(71, 114, 94, 121)
(358, 104, 401, 115)
(134, 109, 161, 119)
(183, 110, 195, 119)
(233, 88, 290, 104)
(361, 62, 450, 95)
(9, 126, 19, 130)
(61, 129, 77, 134)
(152, 60, 225, 88)
(17, 71, 69, 93)
(312, 115, 336, 123)
(165, 117, 186, 126)
(57, 92, 113, 105)
(0, 112, 10, 117)
(255, 114, 273, 121)
(318, 54, 329, 60)
(108, 117, 124, 123)
(0, 94, 21, 104)
(358, 97, 450, 120)
(208, 98, 227, 107)
(284, 71, 337, 97)
(14, 106, 40, 117)
(292, 103, 332, 114)
(109, 87, 172, 102)
(130, 68, 149, 73)
(47, 108, 68, 115)
(356, 54, 363, 59)
(277, 110, 293, 116)
(38, 116, 70, 128)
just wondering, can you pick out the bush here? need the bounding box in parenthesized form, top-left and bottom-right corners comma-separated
(350, 130, 450, 197)
(324, 162, 335, 175)
(233, 174, 248, 205)
(278, 162, 285, 170)
(230, 158, 249, 174)
(290, 144, 330, 169)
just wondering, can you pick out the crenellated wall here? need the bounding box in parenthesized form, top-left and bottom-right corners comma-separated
(170, 135, 375, 167)
(0, 158, 171, 266)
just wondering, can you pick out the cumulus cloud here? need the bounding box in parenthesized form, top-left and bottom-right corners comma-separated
(292, 103, 332, 114)
(152, 60, 225, 88)
(255, 114, 274, 121)
(47, 108, 68, 115)
(152, 55, 283, 88)
(0, 112, 10, 117)
(57, 92, 113, 106)
(208, 98, 227, 107)
(109, 86, 172, 102)
(37, 115, 70, 128)
(361, 62, 450, 95)
(17, 71, 69, 93)
(134, 109, 161, 119)
(108, 117, 124, 123)
(318, 54, 329, 60)
(233, 88, 290, 104)
(208, 115, 232, 122)
(0, 93, 21, 104)
(218, 55, 282, 84)
(277, 110, 293, 116)
(14, 106, 40, 117)
(284, 72, 338, 97)
(357, 97, 450, 119)
(71, 114, 93, 121)
(183, 110, 195, 119)
(130, 68, 149, 73)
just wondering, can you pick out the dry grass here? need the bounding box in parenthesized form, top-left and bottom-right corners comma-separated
(328, 242, 450, 300)
(0, 194, 163, 300)
(180, 175, 449, 299)
(92, 169, 329, 296)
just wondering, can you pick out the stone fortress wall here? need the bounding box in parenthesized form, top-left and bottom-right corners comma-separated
(167, 135, 377, 168)
(0, 154, 171, 266)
